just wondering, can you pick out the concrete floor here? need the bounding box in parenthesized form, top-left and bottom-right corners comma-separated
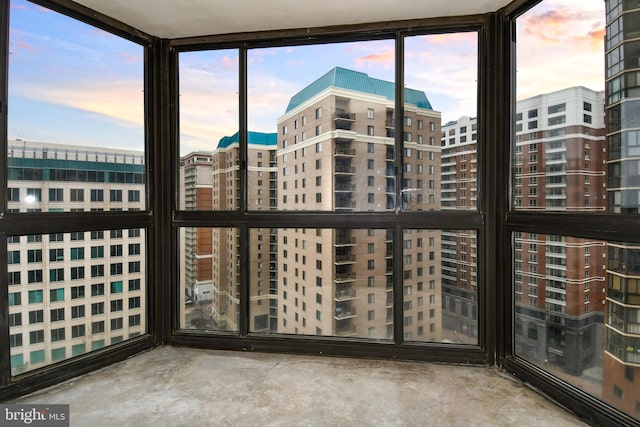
(13, 346, 588, 426)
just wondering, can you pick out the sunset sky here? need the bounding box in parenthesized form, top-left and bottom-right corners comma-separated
(7, 0, 605, 155)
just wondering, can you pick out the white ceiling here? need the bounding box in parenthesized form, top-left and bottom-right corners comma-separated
(71, 0, 513, 39)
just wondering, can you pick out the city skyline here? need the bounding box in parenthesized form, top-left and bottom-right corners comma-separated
(8, 0, 604, 156)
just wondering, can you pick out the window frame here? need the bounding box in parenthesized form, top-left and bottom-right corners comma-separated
(0, 1, 630, 425)
(0, 0, 154, 400)
(170, 18, 487, 366)
(502, 1, 640, 425)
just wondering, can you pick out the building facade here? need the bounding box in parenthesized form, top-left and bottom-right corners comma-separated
(440, 116, 479, 344)
(7, 140, 146, 374)
(275, 67, 443, 340)
(442, 86, 608, 366)
(603, 0, 640, 413)
(514, 87, 607, 376)
(179, 132, 278, 332)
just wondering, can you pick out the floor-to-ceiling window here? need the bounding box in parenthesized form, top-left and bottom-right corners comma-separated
(2, 0, 152, 388)
(508, 0, 640, 423)
(173, 29, 483, 356)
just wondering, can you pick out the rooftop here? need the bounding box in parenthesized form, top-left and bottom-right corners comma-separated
(217, 131, 278, 149)
(285, 67, 433, 113)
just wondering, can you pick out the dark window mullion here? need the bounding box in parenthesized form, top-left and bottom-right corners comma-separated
(239, 45, 250, 336)
(0, 231, 9, 386)
(239, 45, 248, 213)
(0, 0, 9, 384)
(393, 33, 405, 344)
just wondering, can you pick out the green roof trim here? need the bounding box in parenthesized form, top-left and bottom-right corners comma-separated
(285, 67, 433, 112)
(217, 131, 277, 149)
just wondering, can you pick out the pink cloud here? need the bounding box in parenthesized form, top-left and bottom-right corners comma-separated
(521, 7, 604, 46)
(354, 50, 394, 68)
(426, 32, 477, 46)
(10, 39, 42, 56)
(10, 3, 28, 11)
(35, 5, 53, 14)
(220, 55, 237, 70)
(117, 51, 142, 63)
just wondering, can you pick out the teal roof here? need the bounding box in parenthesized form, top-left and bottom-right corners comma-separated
(285, 67, 432, 112)
(217, 131, 277, 149)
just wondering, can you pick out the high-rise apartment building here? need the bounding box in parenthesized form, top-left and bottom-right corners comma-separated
(603, 0, 640, 413)
(442, 87, 608, 368)
(179, 132, 278, 332)
(180, 67, 444, 341)
(440, 116, 479, 344)
(7, 140, 146, 374)
(275, 67, 443, 340)
(514, 87, 607, 376)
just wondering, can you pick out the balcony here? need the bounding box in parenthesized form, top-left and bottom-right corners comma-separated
(335, 272, 357, 283)
(334, 183, 356, 192)
(335, 325, 358, 337)
(334, 147, 356, 157)
(335, 235, 356, 246)
(606, 328, 640, 365)
(334, 165, 356, 174)
(335, 199, 356, 210)
(334, 306, 356, 320)
(334, 253, 356, 264)
(334, 112, 355, 131)
(335, 287, 356, 301)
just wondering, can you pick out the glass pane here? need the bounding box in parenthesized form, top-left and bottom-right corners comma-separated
(437, 229, 478, 344)
(404, 32, 478, 211)
(249, 228, 394, 340)
(179, 227, 240, 332)
(179, 49, 239, 211)
(7, 229, 146, 375)
(605, 1, 640, 214)
(514, 0, 607, 213)
(248, 41, 396, 211)
(7, 0, 145, 212)
(513, 232, 640, 421)
(400, 229, 444, 343)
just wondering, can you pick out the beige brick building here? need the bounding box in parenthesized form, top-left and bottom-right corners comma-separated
(275, 67, 443, 340)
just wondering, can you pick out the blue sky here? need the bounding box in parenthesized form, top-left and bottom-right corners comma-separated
(8, 0, 604, 156)
(8, 0, 144, 151)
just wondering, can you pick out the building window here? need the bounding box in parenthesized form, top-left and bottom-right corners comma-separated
(8, 187, 19, 201)
(26, 188, 42, 202)
(128, 190, 141, 202)
(48, 188, 64, 202)
(89, 189, 102, 202)
(613, 385, 623, 400)
(69, 188, 84, 202)
(367, 125, 374, 136)
(548, 103, 566, 114)
(109, 190, 122, 202)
